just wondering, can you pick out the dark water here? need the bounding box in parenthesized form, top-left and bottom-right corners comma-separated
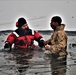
(0, 32, 76, 75)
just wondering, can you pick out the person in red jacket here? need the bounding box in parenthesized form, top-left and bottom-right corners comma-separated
(4, 17, 44, 50)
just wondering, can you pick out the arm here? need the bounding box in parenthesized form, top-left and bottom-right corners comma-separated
(34, 31, 44, 47)
(45, 31, 67, 53)
(4, 33, 16, 49)
(34, 31, 42, 40)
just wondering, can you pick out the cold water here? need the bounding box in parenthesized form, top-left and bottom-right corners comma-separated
(0, 32, 76, 75)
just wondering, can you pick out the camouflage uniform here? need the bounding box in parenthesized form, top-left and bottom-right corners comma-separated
(47, 24, 68, 57)
(45, 24, 68, 75)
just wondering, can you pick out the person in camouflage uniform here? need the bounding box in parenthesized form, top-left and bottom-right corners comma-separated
(45, 16, 68, 58)
(45, 16, 68, 75)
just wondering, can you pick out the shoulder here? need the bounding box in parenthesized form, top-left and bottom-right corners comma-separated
(7, 32, 16, 39)
(57, 30, 65, 34)
(12, 31, 19, 37)
(57, 30, 67, 38)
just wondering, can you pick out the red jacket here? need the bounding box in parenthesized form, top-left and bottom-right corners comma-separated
(6, 30, 42, 49)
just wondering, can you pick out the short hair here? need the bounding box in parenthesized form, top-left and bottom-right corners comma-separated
(51, 16, 62, 25)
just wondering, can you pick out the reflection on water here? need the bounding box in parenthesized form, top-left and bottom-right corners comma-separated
(12, 48, 34, 73)
(0, 33, 76, 75)
(51, 56, 67, 75)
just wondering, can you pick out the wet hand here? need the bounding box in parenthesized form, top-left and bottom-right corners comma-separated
(45, 45, 50, 50)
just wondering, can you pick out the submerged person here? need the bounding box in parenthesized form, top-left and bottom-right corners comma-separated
(4, 17, 44, 50)
(44, 16, 68, 75)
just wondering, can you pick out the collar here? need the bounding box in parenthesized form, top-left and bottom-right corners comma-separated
(55, 24, 65, 31)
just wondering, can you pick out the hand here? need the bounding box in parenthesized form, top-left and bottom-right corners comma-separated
(4, 42, 11, 51)
(38, 40, 44, 47)
(4, 43, 10, 48)
(45, 45, 50, 50)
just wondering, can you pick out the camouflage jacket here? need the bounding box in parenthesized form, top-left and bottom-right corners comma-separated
(47, 24, 68, 57)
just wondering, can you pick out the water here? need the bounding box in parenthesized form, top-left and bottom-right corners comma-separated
(0, 32, 76, 75)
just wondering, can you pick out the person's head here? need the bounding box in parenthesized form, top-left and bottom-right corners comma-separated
(50, 16, 62, 30)
(16, 17, 29, 29)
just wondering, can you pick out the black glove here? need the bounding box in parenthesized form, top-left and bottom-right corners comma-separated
(38, 40, 44, 47)
(4, 42, 11, 50)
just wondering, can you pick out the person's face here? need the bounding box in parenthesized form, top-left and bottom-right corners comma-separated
(50, 20, 59, 30)
(21, 24, 28, 29)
